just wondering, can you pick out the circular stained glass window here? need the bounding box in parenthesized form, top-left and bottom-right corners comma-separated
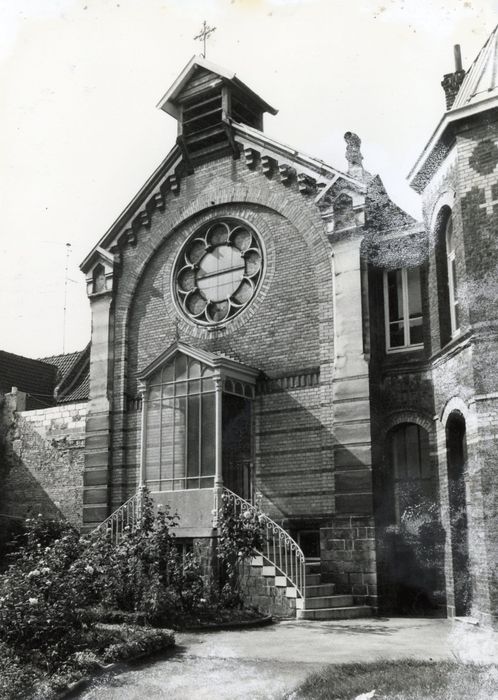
(174, 219, 264, 325)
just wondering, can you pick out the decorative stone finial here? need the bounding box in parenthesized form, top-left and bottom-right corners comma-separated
(344, 132, 364, 177)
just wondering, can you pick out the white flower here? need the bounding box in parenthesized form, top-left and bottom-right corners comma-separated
(45, 547, 51, 553)
(28, 598, 38, 606)
(40, 567, 50, 574)
(243, 511, 252, 520)
(28, 569, 40, 578)
(258, 514, 265, 524)
(85, 565, 94, 575)
(157, 504, 163, 510)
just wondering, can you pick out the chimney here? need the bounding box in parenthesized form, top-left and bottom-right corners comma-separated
(441, 44, 465, 110)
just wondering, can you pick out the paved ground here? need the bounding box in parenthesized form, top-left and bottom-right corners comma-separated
(78, 618, 498, 700)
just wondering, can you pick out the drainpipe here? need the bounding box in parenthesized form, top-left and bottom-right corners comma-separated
(213, 375, 223, 528)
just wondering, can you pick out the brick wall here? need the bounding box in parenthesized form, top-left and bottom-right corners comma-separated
(418, 116, 498, 626)
(108, 153, 335, 525)
(0, 392, 86, 527)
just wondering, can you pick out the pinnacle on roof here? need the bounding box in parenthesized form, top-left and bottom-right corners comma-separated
(451, 25, 498, 111)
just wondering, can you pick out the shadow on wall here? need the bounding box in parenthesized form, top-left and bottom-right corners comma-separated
(252, 389, 447, 616)
(0, 412, 84, 529)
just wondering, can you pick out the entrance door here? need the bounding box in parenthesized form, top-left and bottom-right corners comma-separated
(446, 412, 472, 616)
(222, 393, 252, 501)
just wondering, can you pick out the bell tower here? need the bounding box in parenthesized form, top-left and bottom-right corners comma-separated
(157, 56, 277, 166)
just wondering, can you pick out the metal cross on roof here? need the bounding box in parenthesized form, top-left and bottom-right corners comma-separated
(194, 20, 216, 58)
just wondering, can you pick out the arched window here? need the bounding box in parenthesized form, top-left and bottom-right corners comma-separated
(445, 216, 460, 336)
(92, 263, 106, 294)
(387, 423, 434, 522)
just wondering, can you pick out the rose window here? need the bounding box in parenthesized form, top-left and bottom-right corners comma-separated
(174, 219, 263, 325)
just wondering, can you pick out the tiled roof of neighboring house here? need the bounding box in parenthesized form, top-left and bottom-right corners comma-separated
(0, 351, 58, 409)
(39, 344, 90, 404)
(0, 344, 90, 410)
(39, 350, 82, 381)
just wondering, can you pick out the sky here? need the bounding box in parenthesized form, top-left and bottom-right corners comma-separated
(1, 0, 497, 358)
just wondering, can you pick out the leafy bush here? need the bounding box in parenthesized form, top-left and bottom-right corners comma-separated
(217, 495, 265, 607)
(0, 641, 42, 699)
(0, 517, 97, 670)
(83, 492, 186, 622)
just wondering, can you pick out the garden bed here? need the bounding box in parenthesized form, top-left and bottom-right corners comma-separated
(0, 623, 175, 700)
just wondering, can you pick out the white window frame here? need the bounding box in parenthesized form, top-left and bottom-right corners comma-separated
(445, 217, 460, 338)
(383, 268, 424, 353)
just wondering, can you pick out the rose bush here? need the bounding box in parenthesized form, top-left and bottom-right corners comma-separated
(216, 495, 266, 607)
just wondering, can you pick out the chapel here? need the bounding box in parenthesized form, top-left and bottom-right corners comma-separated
(3, 27, 498, 625)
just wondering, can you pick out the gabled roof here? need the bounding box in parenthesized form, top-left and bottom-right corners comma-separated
(39, 344, 90, 404)
(409, 26, 498, 192)
(157, 55, 277, 119)
(452, 25, 498, 110)
(137, 341, 260, 384)
(0, 351, 58, 409)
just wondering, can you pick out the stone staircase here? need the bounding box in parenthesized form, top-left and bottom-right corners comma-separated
(250, 557, 372, 620)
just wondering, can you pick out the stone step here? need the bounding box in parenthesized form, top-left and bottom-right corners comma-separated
(303, 594, 353, 610)
(262, 565, 276, 577)
(251, 555, 263, 567)
(285, 586, 299, 598)
(274, 575, 287, 587)
(305, 573, 321, 586)
(297, 606, 373, 621)
(305, 583, 335, 597)
(305, 562, 321, 574)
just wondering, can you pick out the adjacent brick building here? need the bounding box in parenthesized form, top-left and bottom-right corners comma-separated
(3, 29, 498, 625)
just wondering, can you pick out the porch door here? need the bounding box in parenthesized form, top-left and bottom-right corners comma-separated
(222, 393, 252, 501)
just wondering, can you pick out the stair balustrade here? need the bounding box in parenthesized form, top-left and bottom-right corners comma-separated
(91, 487, 144, 544)
(221, 487, 306, 597)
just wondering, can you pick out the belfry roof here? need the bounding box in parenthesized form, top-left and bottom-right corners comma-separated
(156, 55, 278, 119)
(452, 25, 498, 110)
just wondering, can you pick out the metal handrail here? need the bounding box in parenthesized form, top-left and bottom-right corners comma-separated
(221, 487, 306, 597)
(91, 488, 144, 544)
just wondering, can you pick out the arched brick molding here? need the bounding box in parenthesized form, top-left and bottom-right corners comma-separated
(429, 190, 455, 237)
(381, 410, 434, 438)
(440, 396, 476, 434)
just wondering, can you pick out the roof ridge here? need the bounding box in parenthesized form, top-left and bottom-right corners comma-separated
(0, 349, 56, 369)
(452, 25, 498, 110)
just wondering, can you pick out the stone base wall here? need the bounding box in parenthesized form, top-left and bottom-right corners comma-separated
(320, 516, 377, 608)
(241, 561, 296, 618)
(0, 391, 87, 528)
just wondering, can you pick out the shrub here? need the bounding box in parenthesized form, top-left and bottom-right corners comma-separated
(0, 520, 98, 670)
(0, 641, 41, 699)
(216, 495, 265, 608)
(84, 490, 198, 623)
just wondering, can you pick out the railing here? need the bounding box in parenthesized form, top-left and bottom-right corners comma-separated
(221, 487, 306, 597)
(91, 488, 144, 544)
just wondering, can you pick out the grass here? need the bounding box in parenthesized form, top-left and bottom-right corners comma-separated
(286, 660, 498, 700)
